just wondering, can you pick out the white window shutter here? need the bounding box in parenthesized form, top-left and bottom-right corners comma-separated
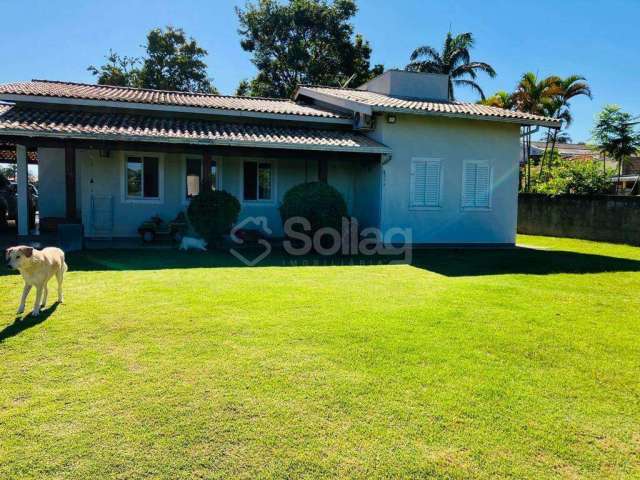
(462, 162, 477, 208)
(411, 158, 441, 207)
(412, 160, 427, 205)
(424, 160, 440, 206)
(462, 160, 491, 208)
(475, 163, 491, 207)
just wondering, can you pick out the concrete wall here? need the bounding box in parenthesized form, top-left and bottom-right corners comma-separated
(37, 148, 376, 238)
(518, 194, 640, 245)
(368, 114, 521, 244)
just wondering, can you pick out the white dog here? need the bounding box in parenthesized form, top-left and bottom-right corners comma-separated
(5, 246, 67, 316)
(179, 236, 207, 252)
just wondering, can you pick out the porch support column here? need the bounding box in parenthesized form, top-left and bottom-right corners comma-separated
(65, 144, 77, 220)
(16, 144, 29, 236)
(318, 158, 328, 183)
(202, 151, 212, 192)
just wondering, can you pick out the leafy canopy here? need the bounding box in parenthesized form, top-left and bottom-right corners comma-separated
(88, 27, 217, 93)
(531, 157, 614, 196)
(591, 104, 640, 162)
(236, 0, 383, 97)
(405, 31, 496, 100)
(483, 73, 591, 125)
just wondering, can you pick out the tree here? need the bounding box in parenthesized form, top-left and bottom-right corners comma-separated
(591, 104, 640, 192)
(478, 91, 514, 109)
(405, 31, 496, 100)
(88, 50, 140, 87)
(88, 27, 217, 93)
(512, 72, 562, 115)
(236, 0, 383, 98)
(531, 158, 614, 196)
(511, 72, 562, 190)
(538, 75, 591, 177)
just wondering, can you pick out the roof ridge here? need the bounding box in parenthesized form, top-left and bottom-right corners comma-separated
(29, 79, 295, 103)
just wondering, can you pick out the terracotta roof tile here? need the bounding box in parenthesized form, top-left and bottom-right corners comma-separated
(0, 105, 389, 154)
(0, 80, 345, 119)
(298, 86, 560, 126)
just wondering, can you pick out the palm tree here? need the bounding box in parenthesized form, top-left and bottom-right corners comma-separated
(478, 91, 514, 109)
(406, 31, 496, 100)
(539, 76, 592, 177)
(511, 73, 563, 190)
(513, 72, 563, 115)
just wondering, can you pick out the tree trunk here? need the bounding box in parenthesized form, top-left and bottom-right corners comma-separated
(617, 157, 623, 194)
(526, 127, 532, 192)
(539, 128, 552, 179)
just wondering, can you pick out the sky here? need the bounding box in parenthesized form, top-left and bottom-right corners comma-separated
(1, 0, 638, 143)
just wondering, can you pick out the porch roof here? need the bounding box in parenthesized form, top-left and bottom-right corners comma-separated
(0, 104, 391, 154)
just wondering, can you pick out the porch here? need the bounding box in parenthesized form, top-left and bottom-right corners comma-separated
(4, 137, 384, 242)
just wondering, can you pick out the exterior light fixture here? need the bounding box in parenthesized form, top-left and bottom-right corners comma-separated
(386, 114, 397, 124)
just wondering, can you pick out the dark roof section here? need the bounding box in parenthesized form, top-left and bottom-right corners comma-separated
(0, 80, 347, 119)
(296, 85, 561, 127)
(0, 141, 38, 163)
(0, 104, 390, 154)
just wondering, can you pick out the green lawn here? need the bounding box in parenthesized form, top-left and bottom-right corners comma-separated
(1, 235, 639, 479)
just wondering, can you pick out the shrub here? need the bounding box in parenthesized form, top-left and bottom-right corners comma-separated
(187, 190, 241, 242)
(279, 182, 348, 236)
(532, 159, 614, 196)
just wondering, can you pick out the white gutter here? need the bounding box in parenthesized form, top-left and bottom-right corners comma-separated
(0, 129, 392, 155)
(0, 94, 352, 126)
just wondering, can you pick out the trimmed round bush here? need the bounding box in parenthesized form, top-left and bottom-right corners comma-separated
(187, 190, 241, 243)
(279, 182, 348, 236)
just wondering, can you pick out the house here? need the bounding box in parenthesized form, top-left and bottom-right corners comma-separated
(0, 70, 558, 246)
(529, 141, 600, 162)
(611, 155, 640, 195)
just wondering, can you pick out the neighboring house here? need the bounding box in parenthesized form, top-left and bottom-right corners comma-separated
(0, 70, 557, 245)
(529, 141, 599, 161)
(611, 155, 640, 195)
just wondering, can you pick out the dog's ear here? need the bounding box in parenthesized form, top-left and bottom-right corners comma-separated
(21, 246, 34, 258)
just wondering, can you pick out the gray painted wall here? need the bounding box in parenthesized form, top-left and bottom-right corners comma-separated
(367, 114, 521, 244)
(518, 194, 640, 245)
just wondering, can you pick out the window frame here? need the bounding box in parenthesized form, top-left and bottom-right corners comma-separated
(241, 159, 276, 204)
(121, 152, 165, 204)
(409, 157, 443, 211)
(461, 159, 493, 211)
(181, 155, 222, 205)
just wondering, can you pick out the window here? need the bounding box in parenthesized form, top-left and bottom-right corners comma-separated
(185, 158, 201, 198)
(185, 158, 218, 200)
(243, 160, 272, 201)
(210, 160, 218, 191)
(462, 160, 491, 209)
(126, 156, 160, 199)
(410, 158, 441, 208)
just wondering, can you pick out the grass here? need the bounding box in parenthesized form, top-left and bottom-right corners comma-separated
(1, 235, 639, 479)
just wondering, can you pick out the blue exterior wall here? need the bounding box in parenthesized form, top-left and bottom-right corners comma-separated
(36, 148, 377, 238)
(367, 114, 521, 244)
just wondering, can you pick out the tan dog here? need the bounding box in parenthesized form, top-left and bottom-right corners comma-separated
(5, 246, 67, 316)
